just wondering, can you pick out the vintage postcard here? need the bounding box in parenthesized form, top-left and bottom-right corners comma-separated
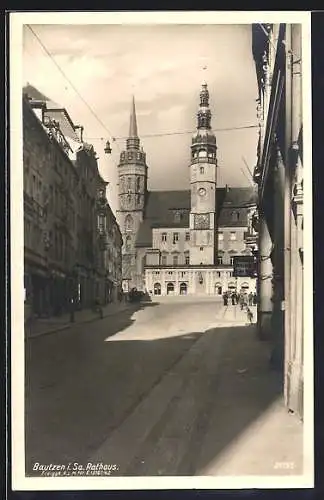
(9, 10, 313, 491)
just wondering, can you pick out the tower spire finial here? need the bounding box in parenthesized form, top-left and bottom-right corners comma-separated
(126, 95, 140, 150)
(129, 95, 138, 138)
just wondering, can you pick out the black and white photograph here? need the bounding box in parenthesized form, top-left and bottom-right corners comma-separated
(10, 11, 313, 490)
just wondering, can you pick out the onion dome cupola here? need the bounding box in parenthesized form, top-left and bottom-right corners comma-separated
(119, 95, 146, 166)
(191, 81, 217, 163)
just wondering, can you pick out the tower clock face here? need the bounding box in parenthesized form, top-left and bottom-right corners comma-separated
(194, 213, 210, 229)
(198, 187, 206, 197)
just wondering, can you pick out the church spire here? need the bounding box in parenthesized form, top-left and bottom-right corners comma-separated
(129, 95, 138, 137)
(127, 95, 140, 150)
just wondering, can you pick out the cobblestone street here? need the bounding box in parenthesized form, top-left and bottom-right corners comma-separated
(25, 298, 303, 477)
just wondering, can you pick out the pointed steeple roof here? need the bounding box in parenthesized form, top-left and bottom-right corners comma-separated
(129, 95, 138, 138)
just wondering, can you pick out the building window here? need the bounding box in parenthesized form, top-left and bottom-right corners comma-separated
(161, 255, 167, 266)
(173, 255, 178, 266)
(174, 211, 181, 223)
(185, 232, 190, 241)
(127, 177, 131, 190)
(232, 211, 240, 221)
(200, 166, 204, 174)
(185, 253, 190, 265)
(218, 232, 224, 241)
(200, 246, 204, 251)
(173, 232, 179, 244)
(230, 231, 236, 240)
(136, 176, 141, 191)
(217, 256, 223, 265)
(230, 257, 235, 266)
(161, 232, 167, 242)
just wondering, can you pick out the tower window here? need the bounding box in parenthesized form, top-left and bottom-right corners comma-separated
(200, 166, 204, 174)
(127, 177, 131, 190)
(136, 194, 140, 205)
(173, 232, 179, 244)
(161, 232, 167, 242)
(136, 176, 141, 191)
(125, 214, 133, 232)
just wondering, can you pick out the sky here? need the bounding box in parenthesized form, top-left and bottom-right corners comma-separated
(23, 23, 259, 215)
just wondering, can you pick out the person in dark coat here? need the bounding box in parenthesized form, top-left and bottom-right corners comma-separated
(222, 291, 228, 306)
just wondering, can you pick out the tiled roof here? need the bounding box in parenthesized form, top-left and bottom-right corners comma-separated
(135, 187, 256, 248)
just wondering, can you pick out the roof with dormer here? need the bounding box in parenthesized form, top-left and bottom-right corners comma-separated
(135, 187, 257, 247)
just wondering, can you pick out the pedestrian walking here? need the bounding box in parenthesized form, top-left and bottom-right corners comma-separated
(222, 291, 228, 306)
(246, 307, 254, 324)
(94, 296, 103, 319)
(253, 292, 257, 306)
(231, 292, 236, 306)
(248, 292, 253, 306)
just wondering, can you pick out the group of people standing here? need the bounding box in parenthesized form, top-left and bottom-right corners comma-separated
(222, 290, 257, 309)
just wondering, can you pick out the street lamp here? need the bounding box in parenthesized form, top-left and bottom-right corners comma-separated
(104, 140, 112, 154)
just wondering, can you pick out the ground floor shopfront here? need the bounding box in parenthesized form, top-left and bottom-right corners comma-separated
(24, 259, 121, 318)
(145, 267, 257, 297)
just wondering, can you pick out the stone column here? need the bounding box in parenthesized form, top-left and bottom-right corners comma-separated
(286, 24, 304, 418)
(257, 213, 273, 340)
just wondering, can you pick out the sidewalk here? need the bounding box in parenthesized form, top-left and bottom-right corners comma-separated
(89, 320, 303, 477)
(26, 301, 133, 339)
(210, 303, 258, 327)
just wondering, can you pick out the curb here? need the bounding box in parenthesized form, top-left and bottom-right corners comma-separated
(26, 304, 134, 340)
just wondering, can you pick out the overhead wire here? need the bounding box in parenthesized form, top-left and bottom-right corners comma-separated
(25, 24, 120, 153)
(84, 124, 259, 142)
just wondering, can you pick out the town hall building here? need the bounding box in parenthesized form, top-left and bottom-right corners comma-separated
(116, 82, 257, 296)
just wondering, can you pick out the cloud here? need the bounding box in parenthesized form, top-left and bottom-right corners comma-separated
(22, 23, 258, 215)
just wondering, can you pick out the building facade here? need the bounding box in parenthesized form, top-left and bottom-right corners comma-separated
(23, 86, 123, 317)
(252, 24, 304, 419)
(117, 84, 258, 296)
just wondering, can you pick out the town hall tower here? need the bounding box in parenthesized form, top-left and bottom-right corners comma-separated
(189, 82, 218, 270)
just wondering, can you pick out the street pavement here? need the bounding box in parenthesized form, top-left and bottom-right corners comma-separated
(25, 299, 303, 477)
